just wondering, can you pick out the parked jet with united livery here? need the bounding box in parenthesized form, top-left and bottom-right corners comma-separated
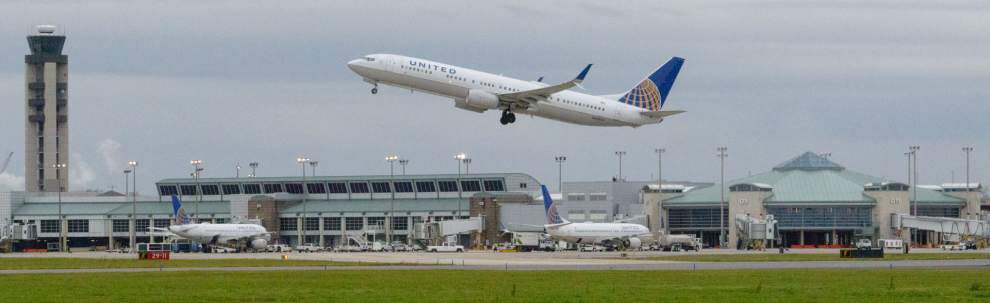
(154, 195, 271, 252)
(347, 54, 685, 127)
(539, 185, 651, 250)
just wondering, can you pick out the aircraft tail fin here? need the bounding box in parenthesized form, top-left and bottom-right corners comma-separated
(171, 194, 190, 225)
(541, 185, 569, 225)
(616, 57, 685, 111)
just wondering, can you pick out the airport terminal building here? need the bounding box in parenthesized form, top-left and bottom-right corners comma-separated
(0, 173, 544, 251)
(645, 152, 985, 248)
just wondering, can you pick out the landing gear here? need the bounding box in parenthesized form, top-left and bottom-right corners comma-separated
(499, 110, 516, 125)
(371, 87, 378, 94)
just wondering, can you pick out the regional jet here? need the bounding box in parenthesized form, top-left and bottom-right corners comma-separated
(157, 195, 271, 251)
(347, 54, 685, 127)
(538, 185, 651, 250)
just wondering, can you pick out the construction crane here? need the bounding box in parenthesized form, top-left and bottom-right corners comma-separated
(0, 152, 12, 174)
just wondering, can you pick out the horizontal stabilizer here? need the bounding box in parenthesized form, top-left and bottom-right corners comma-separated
(640, 110, 685, 118)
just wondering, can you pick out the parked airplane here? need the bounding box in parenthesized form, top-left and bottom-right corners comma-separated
(159, 195, 271, 251)
(347, 54, 685, 127)
(539, 185, 651, 250)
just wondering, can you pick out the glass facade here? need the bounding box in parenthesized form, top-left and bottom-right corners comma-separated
(667, 208, 727, 229)
(767, 206, 872, 229)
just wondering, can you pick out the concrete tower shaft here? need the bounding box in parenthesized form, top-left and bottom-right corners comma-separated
(24, 25, 68, 192)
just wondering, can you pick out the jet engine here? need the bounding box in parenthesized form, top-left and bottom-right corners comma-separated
(250, 238, 268, 250)
(454, 89, 499, 112)
(625, 237, 642, 250)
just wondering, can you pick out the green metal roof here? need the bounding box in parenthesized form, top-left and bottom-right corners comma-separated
(666, 152, 965, 206)
(14, 203, 122, 216)
(280, 199, 469, 214)
(14, 200, 229, 217)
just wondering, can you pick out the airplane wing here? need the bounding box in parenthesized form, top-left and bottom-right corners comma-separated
(497, 64, 592, 110)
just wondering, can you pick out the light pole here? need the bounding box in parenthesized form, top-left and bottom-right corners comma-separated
(296, 156, 310, 246)
(309, 160, 319, 177)
(190, 160, 203, 222)
(248, 162, 258, 178)
(963, 147, 973, 192)
(614, 151, 626, 182)
(454, 153, 466, 215)
(654, 148, 665, 190)
(717, 146, 728, 248)
(904, 152, 912, 186)
(236, 162, 241, 178)
(53, 163, 67, 252)
(554, 156, 567, 192)
(909, 146, 920, 246)
(399, 159, 409, 175)
(386, 154, 399, 243)
(124, 168, 130, 251)
(463, 158, 472, 174)
(128, 160, 138, 253)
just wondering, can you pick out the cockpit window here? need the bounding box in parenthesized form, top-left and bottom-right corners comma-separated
(364, 56, 375, 62)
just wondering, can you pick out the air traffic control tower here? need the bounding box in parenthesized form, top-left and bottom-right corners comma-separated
(24, 25, 69, 192)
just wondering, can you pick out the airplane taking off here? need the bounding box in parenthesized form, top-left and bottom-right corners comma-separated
(347, 54, 685, 127)
(539, 185, 651, 250)
(159, 195, 271, 251)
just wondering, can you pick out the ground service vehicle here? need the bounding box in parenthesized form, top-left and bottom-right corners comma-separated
(426, 243, 464, 252)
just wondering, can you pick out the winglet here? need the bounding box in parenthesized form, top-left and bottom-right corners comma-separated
(574, 64, 593, 83)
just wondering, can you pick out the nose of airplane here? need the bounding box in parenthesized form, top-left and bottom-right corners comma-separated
(346, 59, 361, 72)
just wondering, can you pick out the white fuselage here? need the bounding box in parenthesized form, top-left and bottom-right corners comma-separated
(168, 223, 269, 245)
(546, 222, 650, 245)
(347, 54, 662, 127)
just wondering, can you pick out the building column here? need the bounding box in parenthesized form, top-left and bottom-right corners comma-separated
(296, 215, 303, 246)
(106, 219, 113, 250)
(799, 230, 805, 246)
(318, 216, 325, 248)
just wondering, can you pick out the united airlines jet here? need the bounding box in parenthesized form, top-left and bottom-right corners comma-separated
(539, 185, 651, 250)
(155, 195, 271, 252)
(347, 54, 685, 127)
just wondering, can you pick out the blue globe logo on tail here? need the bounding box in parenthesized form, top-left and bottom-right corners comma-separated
(171, 195, 189, 225)
(541, 185, 566, 225)
(618, 57, 685, 111)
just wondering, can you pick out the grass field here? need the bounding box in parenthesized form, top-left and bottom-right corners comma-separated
(0, 268, 988, 302)
(0, 258, 401, 270)
(645, 252, 990, 262)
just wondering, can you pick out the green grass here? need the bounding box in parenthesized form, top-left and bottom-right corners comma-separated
(0, 258, 401, 270)
(644, 252, 990, 262)
(0, 268, 988, 302)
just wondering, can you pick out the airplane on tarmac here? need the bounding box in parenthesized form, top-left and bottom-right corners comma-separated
(538, 185, 651, 250)
(347, 54, 686, 127)
(155, 195, 271, 252)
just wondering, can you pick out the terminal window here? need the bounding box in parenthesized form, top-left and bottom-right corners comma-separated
(324, 217, 341, 230)
(394, 181, 414, 193)
(483, 180, 504, 192)
(180, 185, 198, 196)
(135, 219, 150, 232)
(263, 183, 284, 194)
(460, 180, 481, 192)
(158, 185, 178, 196)
(438, 180, 459, 192)
(392, 216, 408, 230)
(349, 182, 370, 193)
(112, 219, 129, 232)
(153, 219, 170, 228)
(371, 182, 392, 193)
(40, 220, 59, 233)
(345, 217, 363, 230)
(285, 183, 304, 194)
(279, 218, 297, 231)
(328, 182, 347, 194)
(415, 181, 436, 192)
(242, 184, 261, 194)
(221, 184, 241, 195)
(304, 217, 320, 231)
(67, 219, 89, 233)
(307, 183, 326, 194)
(200, 185, 220, 195)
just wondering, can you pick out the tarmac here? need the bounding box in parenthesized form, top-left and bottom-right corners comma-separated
(1, 248, 988, 274)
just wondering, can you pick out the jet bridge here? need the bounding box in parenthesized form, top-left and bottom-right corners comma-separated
(734, 214, 777, 250)
(890, 214, 990, 240)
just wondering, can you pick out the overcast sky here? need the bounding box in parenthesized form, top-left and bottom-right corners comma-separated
(0, 0, 987, 194)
